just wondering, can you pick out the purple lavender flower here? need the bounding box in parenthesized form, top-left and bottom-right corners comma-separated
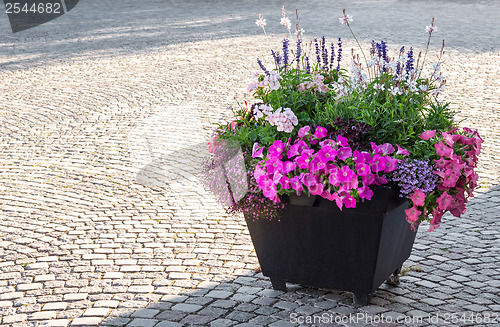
(282, 38, 290, 69)
(257, 58, 269, 75)
(305, 55, 311, 74)
(329, 42, 335, 71)
(406, 47, 414, 75)
(296, 39, 302, 66)
(271, 50, 281, 67)
(370, 40, 376, 56)
(314, 38, 321, 65)
(337, 38, 343, 71)
(321, 37, 328, 70)
(390, 159, 438, 198)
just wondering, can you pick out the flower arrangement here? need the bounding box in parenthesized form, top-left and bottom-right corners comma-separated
(204, 7, 482, 231)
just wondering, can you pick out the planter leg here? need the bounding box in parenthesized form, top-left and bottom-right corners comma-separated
(353, 292, 373, 306)
(270, 277, 287, 291)
(386, 267, 402, 287)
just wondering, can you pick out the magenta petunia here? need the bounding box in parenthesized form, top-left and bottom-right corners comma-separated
(252, 142, 264, 158)
(316, 145, 337, 163)
(298, 126, 310, 138)
(314, 126, 328, 139)
(343, 195, 356, 208)
(435, 141, 453, 158)
(268, 140, 286, 158)
(265, 158, 283, 175)
(383, 156, 398, 173)
(396, 144, 410, 156)
(309, 156, 327, 173)
(362, 172, 376, 186)
(439, 169, 460, 188)
(282, 161, 296, 174)
(328, 171, 341, 187)
(441, 132, 455, 147)
(370, 142, 382, 154)
(428, 209, 444, 232)
(336, 166, 356, 184)
(336, 135, 349, 147)
(336, 146, 352, 161)
(420, 130, 436, 140)
(289, 176, 303, 192)
(279, 176, 290, 189)
(436, 191, 453, 211)
(379, 143, 395, 156)
(296, 152, 311, 169)
(308, 182, 324, 195)
(409, 189, 425, 206)
(369, 154, 387, 173)
(405, 205, 421, 222)
(434, 156, 448, 169)
(355, 162, 370, 177)
(358, 185, 374, 200)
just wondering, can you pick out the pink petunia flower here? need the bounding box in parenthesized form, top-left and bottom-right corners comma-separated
(355, 163, 370, 177)
(396, 144, 410, 156)
(316, 145, 337, 163)
(383, 156, 398, 173)
(441, 132, 455, 147)
(435, 141, 453, 158)
(362, 172, 376, 186)
(436, 191, 453, 211)
(314, 126, 328, 139)
(289, 176, 303, 193)
(438, 169, 460, 188)
(379, 143, 395, 156)
(343, 195, 356, 208)
(370, 142, 382, 155)
(328, 171, 341, 187)
(336, 166, 356, 184)
(420, 130, 436, 140)
(252, 142, 264, 158)
(410, 189, 426, 206)
(265, 158, 283, 175)
(298, 126, 310, 138)
(336, 147, 352, 161)
(358, 185, 374, 200)
(308, 182, 324, 196)
(332, 192, 343, 210)
(405, 205, 422, 222)
(434, 156, 448, 169)
(282, 161, 296, 174)
(268, 140, 286, 158)
(309, 156, 327, 173)
(336, 135, 349, 147)
(369, 154, 387, 173)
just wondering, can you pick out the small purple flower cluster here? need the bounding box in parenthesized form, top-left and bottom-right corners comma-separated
(390, 158, 438, 198)
(228, 167, 285, 221)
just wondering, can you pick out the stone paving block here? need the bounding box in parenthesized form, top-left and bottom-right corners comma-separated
(2, 314, 27, 324)
(70, 317, 102, 325)
(127, 318, 158, 327)
(155, 322, 183, 327)
(209, 319, 236, 327)
(28, 311, 57, 320)
(130, 308, 159, 318)
(170, 303, 203, 313)
(38, 319, 71, 326)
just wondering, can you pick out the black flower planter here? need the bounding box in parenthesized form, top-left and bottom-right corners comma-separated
(245, 185, 417, 306)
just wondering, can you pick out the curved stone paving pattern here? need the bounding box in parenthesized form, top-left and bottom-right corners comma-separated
(0, 0, 499, 326)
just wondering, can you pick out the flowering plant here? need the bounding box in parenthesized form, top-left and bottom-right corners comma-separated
(205, 7, 482, 231)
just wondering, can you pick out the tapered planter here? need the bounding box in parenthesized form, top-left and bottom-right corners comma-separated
(245, 184, 417, 306)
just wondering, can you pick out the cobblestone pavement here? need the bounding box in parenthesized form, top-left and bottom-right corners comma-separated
(0, 0, 499, 326)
